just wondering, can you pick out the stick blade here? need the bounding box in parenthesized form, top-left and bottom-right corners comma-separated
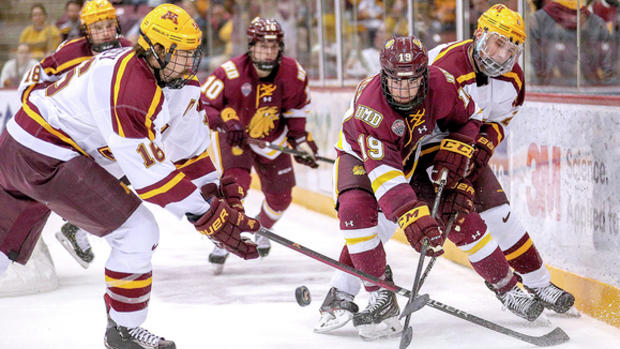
(399, 326, 413, 349)
(527, 327, 570, 347)
(399, 294, 429, 319)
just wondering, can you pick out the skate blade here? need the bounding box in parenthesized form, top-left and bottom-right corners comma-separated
(55, 231, 90, 269)
(546, 306, 581, 318)
(211, 263, 224, 275)
(314, 310, 353, 333)
(357, 317, 403, 341)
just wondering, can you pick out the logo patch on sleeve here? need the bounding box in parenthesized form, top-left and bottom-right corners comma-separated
(354, 105, 383, 128)
(391, 119, 405, 136)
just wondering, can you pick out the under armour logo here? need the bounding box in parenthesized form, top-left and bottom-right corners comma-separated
(417, 125, 428, 134)
(344, 220, 354, 227)
(471, 230, 482, 240)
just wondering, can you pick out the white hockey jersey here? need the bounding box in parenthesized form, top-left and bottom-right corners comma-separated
(7, 47, 213, 218)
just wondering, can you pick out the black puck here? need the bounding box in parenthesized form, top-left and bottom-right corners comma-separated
(295, 286, 311, 306)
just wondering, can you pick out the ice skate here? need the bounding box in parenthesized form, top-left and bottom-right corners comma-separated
(525, 282, 575, 314)
(55, 222, 94, 269)
(255, 234, 271, 257)
(104, 315, 175, 349)
(314, 287, 359, 333)
(487, 282, 544, 322)
(208, 246, 229, 275)
(352, 287, 403, 341)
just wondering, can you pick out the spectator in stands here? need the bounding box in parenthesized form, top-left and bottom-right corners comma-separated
(344, 24, 386, 79)
(56, 0, 83, 41)
(0, 44, 38, 88)
(529, 0, 616, 85)
(19, 3, 62, 61)
(203, 0, 233, 71)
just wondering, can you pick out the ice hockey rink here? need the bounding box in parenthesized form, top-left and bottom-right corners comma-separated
(0, 189, 618, 349)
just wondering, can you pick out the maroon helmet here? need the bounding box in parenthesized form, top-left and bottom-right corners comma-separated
(380, 35, 428, 112)
(247, 17, 284, 71)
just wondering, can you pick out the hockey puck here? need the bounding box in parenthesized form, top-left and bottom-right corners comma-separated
(295, 286, 311, 306)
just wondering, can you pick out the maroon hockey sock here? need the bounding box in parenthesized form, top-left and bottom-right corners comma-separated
(349, 242, 386, 292)
(470, 247, 517, 294)
(503, 233, 544, 274)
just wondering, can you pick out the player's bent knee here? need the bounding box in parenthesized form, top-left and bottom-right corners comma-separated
(449, 212, 487, 246)
(105, 205, 159, 272)
(338, 190, 378, 229)
(223, 168, 251, 194)
(263, 190, 292, 212)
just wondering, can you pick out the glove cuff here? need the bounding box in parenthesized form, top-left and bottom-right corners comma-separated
(397, 204, 431, 230)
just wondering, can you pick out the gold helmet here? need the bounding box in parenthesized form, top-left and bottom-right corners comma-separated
(80, 0, 121, 52)
(137, 4, 202, 88)
(552, 0, 586, 10)
(476, 4, 526, 46)
(473, 5, 526, 77)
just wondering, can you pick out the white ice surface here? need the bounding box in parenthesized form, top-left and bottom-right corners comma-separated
(0, 189, 619, 348)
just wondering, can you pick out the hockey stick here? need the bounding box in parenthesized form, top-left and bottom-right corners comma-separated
(256, 227, 570, 347)
(399, 170, 448, 349)
(246, 137, 336, 164)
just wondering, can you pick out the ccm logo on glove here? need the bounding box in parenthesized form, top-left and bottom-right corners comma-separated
(439, 138, 474, 158)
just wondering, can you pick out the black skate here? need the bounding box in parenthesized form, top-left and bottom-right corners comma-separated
(314, 287, 359, 333)
(352, 266, 402, 340)
(525, 283, 575, 314)
(208, 246, 229, 275)
(487, 282, 544, 322)
(55, 222, 94, 269)
(104, 315, 175, 349)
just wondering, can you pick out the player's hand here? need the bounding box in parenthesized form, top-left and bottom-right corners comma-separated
(287, 131, 319, 169)
(221, 107, 246, 147)
(432, 133, 475, 188)
(200, 176, 246, 213)
(439, 179, 474, 228)
(469, 134, 496, 181)
(397, 202, 444, 257)
(189, 198, 259, 260)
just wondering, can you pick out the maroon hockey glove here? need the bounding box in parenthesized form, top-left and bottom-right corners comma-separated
(470, 125, 501, 180)
(287, 131, 319, 169)
(190, 198, 259, 260)
(397, 202, 444, 257)
(200, 176, 246, 213)
(439, 179, 475, 227)
(431, 133, 475, 188)
(221, 107, 246, 147)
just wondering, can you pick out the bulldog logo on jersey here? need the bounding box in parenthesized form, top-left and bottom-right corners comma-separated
(352, 165, 366, 176)
(248, 106, 279, 138)
(391, 119, 405, 137)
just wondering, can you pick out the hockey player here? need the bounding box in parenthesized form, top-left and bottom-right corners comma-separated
(18, 0, 133, 268)
(428, 4, 574, 313)
(0, 4, 259, 349)
(315, 34, 548, 340)
(200, 17, 319, 273)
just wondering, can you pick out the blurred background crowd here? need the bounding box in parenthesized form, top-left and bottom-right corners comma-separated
(1, 0, 619, 93)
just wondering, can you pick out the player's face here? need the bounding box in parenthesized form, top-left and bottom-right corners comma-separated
(251, 40, 280, 64)
(387, 76, 422, 105)
(89, 19, 117, 50)
(161, 48, 199, 81)
(480, 32, 519, 65)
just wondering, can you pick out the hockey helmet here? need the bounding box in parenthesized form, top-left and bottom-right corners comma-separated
(137, 4, 202, 89)
(380, 35, 428, 112)
(80, 0, 121, 52)
(473, 4, 526, 77)
(247, 17, 284, 71)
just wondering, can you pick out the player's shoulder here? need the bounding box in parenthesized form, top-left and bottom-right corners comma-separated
(428, 65, 459, 91)
(495, 63, 524, 93)
(212, 54, 247, 81)
(41, 37, 92, 74)
(277, 56, 308, 84)
(119, 37, 134, 48)
(353, 75, 401, 130)
(429, 39, 476, 82)
(110, 49, 160, 104)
